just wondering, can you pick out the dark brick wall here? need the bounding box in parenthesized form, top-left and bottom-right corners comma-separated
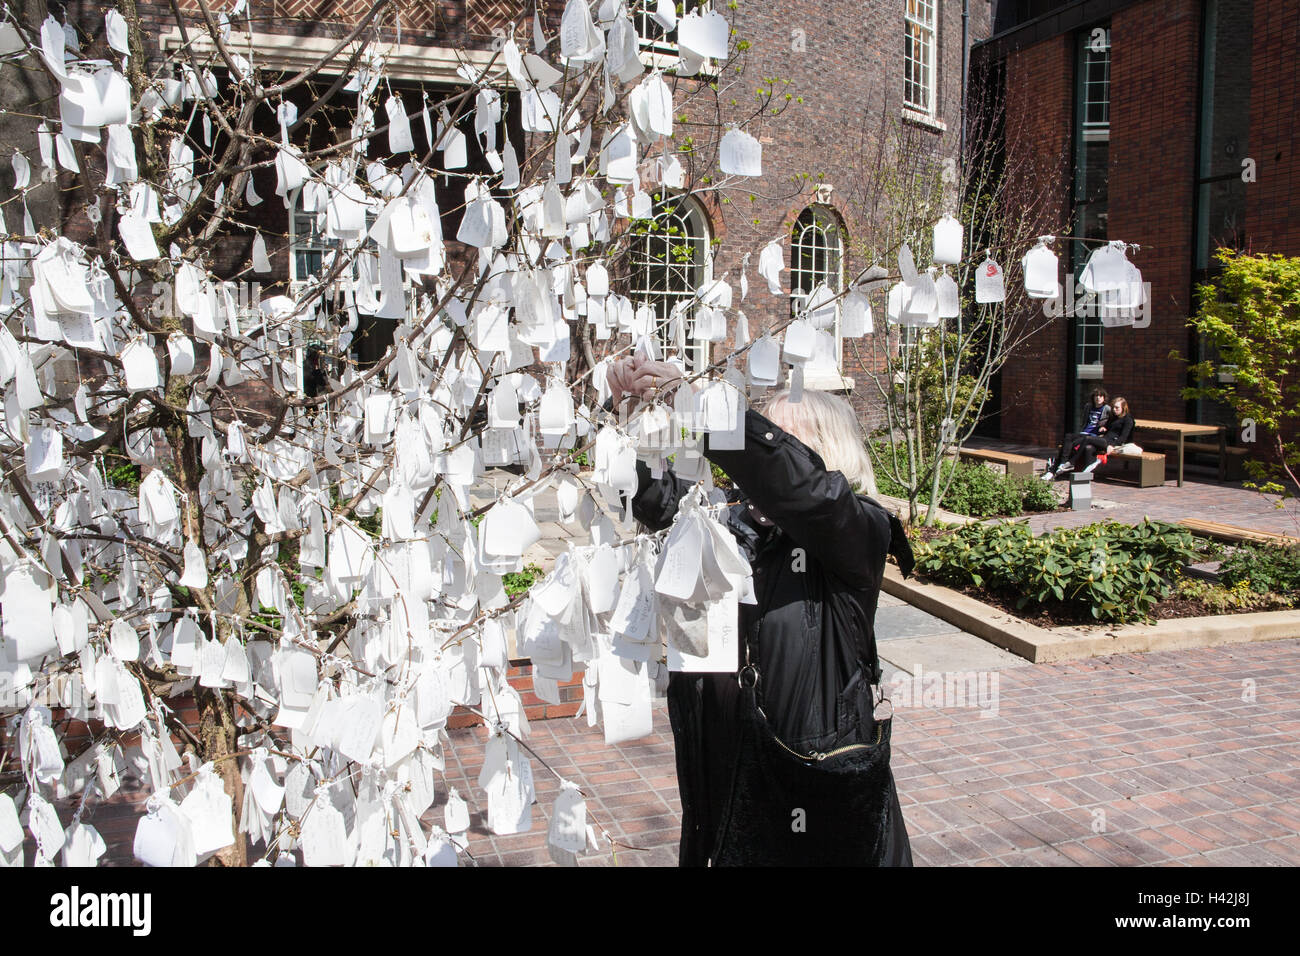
(991, 0, 1300, 449)
(1246, 0, 1300, 254)
(995, 32, 1072, 445)
(1102, 0, 1202, 427)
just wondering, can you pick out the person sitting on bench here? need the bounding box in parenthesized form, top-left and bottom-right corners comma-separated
(1043, 387, 1112, 480)
(1066, 396, 1135, 475)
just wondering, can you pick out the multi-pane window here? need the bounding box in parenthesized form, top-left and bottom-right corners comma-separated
(628, 195, 710, 368)
(791, 205, 846, 377)
(904, 0, 936, 115)
(789, 206, 843, 316)
(1071, 26, 1111, 420)
(1080, 30, 1111, 131)
(633, 0, 701, 53)
(290, 208, 335, 283)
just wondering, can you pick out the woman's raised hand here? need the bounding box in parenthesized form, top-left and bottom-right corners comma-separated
(626, 359, 687, 402)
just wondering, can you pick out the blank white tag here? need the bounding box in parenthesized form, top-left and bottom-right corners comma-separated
(179, 540, 208, 588)
(2, 561, 56, 660)
(179, 770, 234, 858)
(584, 546, 621, 614)
(121, 340, 160, 391)
(481, 498, 541, 558)
(0, 794, 21, 854)
(782, 320, 815, 363)
(720, 127, 762, 176)
(251, 231, 271, 272)
(444, 788, 470, 833)
(167, 332, 195, 375)
(386, 96, 414, 153)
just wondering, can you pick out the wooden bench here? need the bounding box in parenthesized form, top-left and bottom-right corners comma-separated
(1101, 450, 1167, 488)
(956, 447, 1035, 477)
(1178, 518, 1300, 547)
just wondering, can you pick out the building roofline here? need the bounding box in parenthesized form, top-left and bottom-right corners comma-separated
(973, 0, 1141, 61)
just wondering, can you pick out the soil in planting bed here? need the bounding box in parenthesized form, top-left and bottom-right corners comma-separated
(917, 575, 1293, 628)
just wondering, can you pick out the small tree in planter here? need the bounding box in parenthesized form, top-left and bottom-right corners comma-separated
(1181, 249, 1300, 509)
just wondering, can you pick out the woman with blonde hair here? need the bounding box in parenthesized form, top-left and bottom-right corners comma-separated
(607, 356, 914, 867)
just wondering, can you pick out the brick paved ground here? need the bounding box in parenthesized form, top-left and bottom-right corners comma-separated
(442, 639, 1300, 866)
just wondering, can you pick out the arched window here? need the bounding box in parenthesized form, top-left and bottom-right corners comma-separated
(628, 194, 711, 367)
(790, 205, 844, 315)
(790, 205, 848, 382)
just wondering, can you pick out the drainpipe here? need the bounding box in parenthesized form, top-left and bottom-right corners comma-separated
(960, 0, 970, 169)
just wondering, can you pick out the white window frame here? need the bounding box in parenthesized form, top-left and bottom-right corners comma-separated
(789, 205, 846, 380)
(904, 0, 937, 118)
(627, 193, 713, 372)
(631, 1, 719, 75)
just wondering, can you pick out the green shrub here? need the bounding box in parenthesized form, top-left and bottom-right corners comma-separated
(1017, 474, 1061, 513)
(868, 440, 1058, 517)
(1217, 542, 1300, 595)
(1174, 577, 1293, 612)
(504, 563, 545, 597)
(941, 462, 1024, 517)
(105, 458, 142, 491)
(912, 519, 1218, 623)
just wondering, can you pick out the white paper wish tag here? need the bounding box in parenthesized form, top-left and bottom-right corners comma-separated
(1022, 240, 1059, 299)
(933, 214, 963, 264)
(0, 793, 23, 858)
(24, 426, 62, 483)
(655, 514, 703, 601)
(444, 787, 471, 833)
(480, 497, 541, 559)
(547, 781, 587, 855)
(300, 792, 350, 867)
(720, 127, 762, 176)
(677, 8, 730, 59)
(841, 289, 873, 336)
(59, 822, 107, 867)
(121, 340, 160, 391)
(2, 561, 57, 661)
(133, 797, 196, 867)
(167, 332, 195, 375)
(782, 319, 816, 364)
(179, 766, 235, 859)
(668, 589, 739, 672)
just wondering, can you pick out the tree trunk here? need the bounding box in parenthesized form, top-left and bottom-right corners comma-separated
(196, 687, 248, 867)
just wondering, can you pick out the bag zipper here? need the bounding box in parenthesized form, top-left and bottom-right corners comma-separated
(770, 721, 884, 762)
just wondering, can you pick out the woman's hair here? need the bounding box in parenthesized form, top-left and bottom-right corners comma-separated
(1112, 396, 1129, 417)
(1090, 386, 1109, 403)
(761, 389, 877, 495)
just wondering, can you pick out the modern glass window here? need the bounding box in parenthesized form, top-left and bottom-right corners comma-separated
(1070, 25, 1110, 425)
(904, 0, 936, 115)
(1194, 0, 1252, 273)
(627, 194, 710, 369)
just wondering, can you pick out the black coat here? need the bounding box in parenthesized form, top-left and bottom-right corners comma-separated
(631, 408, 915, 866)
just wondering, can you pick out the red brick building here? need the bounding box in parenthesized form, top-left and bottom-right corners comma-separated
(976, 0, 1300, 450)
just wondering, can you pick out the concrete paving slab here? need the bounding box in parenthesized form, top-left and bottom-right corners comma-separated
(880, 631, 1033, 674)
(875, 603, 963, 641)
